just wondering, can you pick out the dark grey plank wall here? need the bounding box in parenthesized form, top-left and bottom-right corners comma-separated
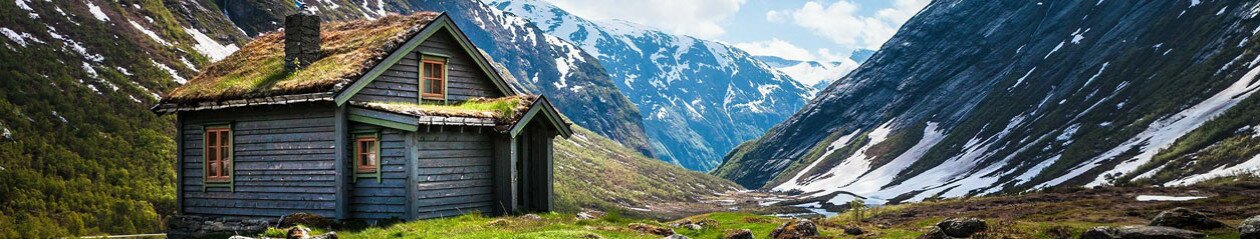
(180, 103, 338, 218)
(350, 30, 504, 104)
(414, 130, 498, 219)
(349, 124, 409, 219)
(351, 52, 421, 103)
(417, 32, 503, 102)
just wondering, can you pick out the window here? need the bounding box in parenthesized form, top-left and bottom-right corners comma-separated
(355, 134, 379, 174)
(204, 125, 232, 184)
(421, 59, 446, 100)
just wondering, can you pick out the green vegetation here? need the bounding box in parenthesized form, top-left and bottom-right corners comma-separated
(0, 0, 212, 237)
(366, 96, 528, 120)
(552, 127, 742, 217)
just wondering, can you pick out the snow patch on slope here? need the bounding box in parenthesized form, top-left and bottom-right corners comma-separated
(1040, 56, 1260, 188)
(129, 20, 170, 46)
(87, 1, 110, 21)
(184, 27, 238, 62)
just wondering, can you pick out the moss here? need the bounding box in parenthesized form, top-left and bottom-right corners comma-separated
(165, 13, 443, 102)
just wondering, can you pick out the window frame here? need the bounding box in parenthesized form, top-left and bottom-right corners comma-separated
(353, 131, 382, 182)
(202, 124, 234, 190)
(419, 54, 449, 102)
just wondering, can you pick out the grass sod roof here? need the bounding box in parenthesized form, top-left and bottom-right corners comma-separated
(162, 12, 442, 103)
(353, 95, 544, 131)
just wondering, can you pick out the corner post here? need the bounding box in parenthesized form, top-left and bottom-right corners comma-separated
(334, 105, 350, 219)
(174, 112, 184, 215)
(404, 131, 418, 220)
(493, 135, 518, 215)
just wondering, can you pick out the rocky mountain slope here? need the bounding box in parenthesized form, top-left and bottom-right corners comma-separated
(0, 0, 737, 237)
(715, 0, 1260, 207)
(488, 0, 813, 171)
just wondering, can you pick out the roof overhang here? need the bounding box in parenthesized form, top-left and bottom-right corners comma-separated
(151, 92, 334, 114)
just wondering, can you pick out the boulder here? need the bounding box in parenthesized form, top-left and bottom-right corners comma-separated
(1242, 215, 1260, 239)
(844, 225, 865, 235)
(1149, 207, 1226, 230)
(630, 223, 676, 236)
(280, 213, 336, 229)
(663, 234, 691, 239)
(577, 210, 606, 220)
(937, 218, 987, 238)
(1079, 225, 1205, 239)
(917, 227, 954, 239)
(769, 219, 819, 239)
(684, 224, 703, 230)
(725, 229, 755, 239)
(521, 214, 543, 220)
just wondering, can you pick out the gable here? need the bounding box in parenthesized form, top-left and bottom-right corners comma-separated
(348, 30, 504, 104)
(336, 15, 517, 105)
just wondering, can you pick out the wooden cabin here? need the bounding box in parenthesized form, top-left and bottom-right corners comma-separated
(153, 11, 572, 221)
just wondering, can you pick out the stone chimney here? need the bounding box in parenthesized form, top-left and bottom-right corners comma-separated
(284, 8, 321, 73)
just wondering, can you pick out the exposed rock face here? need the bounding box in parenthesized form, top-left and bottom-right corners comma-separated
(937, 218, 987, 238)
(844, 225, 865, 235)
(1080, 226, 1205, 239)
(165, 215, 275, 239)
(725, 229, 755, 239)
(663, 234, 691, 239)
(1242, 215, 1260, 239)
(769, 219, 819, 239)
(916, 227, 954, 239)
(629, 223, 676, 236)
(1149, 207, 1226, 230)
(716, 0, 1260, 208)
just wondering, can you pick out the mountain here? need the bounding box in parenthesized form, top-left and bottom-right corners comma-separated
(714, 0, 1260, 206)
(754, 54, 864, 91)
(0, 0, 738, 237)
(488, 0, 813, 171)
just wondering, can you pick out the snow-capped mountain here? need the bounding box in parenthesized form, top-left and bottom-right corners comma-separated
(488, 0, 813, 171)
(714, 0, 1260, 206)
(755, 55, 864, 91)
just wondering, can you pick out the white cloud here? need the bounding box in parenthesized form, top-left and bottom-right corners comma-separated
(782, 0, 929, 49)
(766, 10, 788, 23)
(734, 38, 814, 61)
(541, 0, 745, 38)
(735, 39, 852, 62)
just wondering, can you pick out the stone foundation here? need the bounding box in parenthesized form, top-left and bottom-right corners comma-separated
(165, 215, 277, 239)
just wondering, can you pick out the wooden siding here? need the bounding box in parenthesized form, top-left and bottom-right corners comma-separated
(351, 30, 503, 104)
(414, 129, 497, 219)
(180, 103, 338, 218)
(349, 124, 409, 219)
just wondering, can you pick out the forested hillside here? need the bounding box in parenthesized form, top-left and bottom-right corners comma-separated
(0, 0, 246, 237)
(0, 0, 738, 237)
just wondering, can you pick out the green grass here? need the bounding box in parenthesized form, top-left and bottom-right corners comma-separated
(372, 97, 525, 119)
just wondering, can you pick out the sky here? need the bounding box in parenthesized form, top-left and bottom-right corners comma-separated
(539, 0, 931, 62)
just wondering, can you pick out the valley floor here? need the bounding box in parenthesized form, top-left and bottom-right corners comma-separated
(233, 180, 1260, 238)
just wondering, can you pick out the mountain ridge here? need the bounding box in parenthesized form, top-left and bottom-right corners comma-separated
(715, 0, 1260, 206)
(489, 0, 812, 171)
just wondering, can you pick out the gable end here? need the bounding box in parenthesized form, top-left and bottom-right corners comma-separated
(336, 14, 517, 105)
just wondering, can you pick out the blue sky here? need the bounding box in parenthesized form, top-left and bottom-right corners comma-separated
(540, 0, 930, 62)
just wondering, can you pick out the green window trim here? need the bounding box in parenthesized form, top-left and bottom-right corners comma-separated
(202, 122, 234, 192)
(352, 130, 383, 183)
